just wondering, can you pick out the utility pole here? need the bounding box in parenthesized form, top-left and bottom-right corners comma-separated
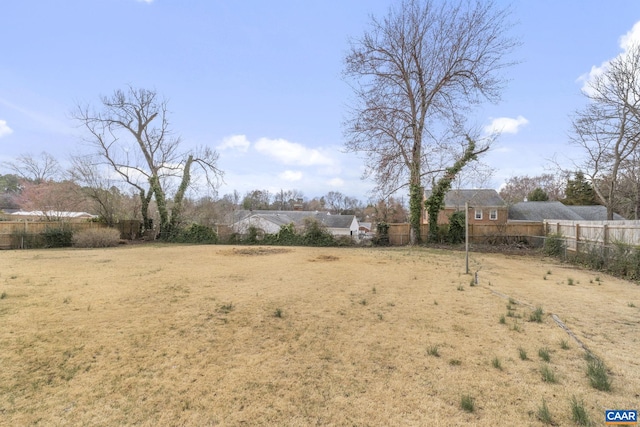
(465, 202, 469, 274)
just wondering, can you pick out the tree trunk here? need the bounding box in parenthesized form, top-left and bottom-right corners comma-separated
(409, 181, 423, 245)
(151, 176, 170, 238)
(140, 188, 154, 232)
(169, 155, 193, 232)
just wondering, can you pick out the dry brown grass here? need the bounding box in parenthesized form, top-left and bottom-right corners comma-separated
(0, 245, 638, 426)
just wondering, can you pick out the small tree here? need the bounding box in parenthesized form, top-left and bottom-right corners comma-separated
(527, 188, 549, 201)
(447, 210, 465, 244)
(563, 171, 597, 205)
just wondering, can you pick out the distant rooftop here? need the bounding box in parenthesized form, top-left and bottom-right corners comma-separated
(424, 189, 506, 208)
(508, 202, 625, 221)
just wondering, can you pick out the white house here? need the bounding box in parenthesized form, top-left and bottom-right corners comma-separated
(232, 210, 360, 238)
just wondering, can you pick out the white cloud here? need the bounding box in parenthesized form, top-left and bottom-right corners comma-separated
(279, 170, 303, 182)
(254, 137, 334, 166)
(0, 120, 13, 138)
(579, 20, 640, 91)
(327, 178, 344, 188)
(218, 134, 250, 152)
(483, 116, 529, 135)
(620, 21, 640, 51)
(137, 0, 154, 3)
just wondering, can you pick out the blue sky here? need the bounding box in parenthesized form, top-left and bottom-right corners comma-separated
(1, 0, 640, 201)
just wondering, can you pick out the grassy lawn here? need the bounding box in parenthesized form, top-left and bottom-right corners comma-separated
(0, 245, 638, 426)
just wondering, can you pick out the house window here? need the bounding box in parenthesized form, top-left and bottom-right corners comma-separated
(474, 209, 483, 220)
(490, 209, 498, 220)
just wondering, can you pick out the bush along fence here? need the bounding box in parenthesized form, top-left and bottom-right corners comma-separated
(544, 220, 640, 282)
(224, 220, 356, 247)
(0, 220, 143, 249)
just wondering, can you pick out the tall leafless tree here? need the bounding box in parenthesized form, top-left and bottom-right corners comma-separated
(73, 86, 223, 237)
(2, 151, 61, 183)
(343, 0, 517, 243)
(570, 44, 640, 220)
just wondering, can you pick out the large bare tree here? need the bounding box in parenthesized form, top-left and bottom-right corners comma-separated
(570, 44, 640, 220)
(343, 0, 517, 243)
(1, 151, 61, 183)
(73, 87, 223, 237)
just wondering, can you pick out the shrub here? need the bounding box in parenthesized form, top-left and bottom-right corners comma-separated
(72, 228, 121, 248)
(544, 233, 565, 257)
(302, 218, 336, 246)
(170, 223, 218, 244)
(43, 227, 73, 248)
(374, 222, 390, 246)
(447, 210, 465, 244)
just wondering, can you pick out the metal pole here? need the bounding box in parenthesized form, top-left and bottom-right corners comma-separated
(465, 202, 469, 274)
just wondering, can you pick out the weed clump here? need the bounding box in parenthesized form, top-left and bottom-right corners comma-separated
(585, 354, 611, 392)
(460, 394, 475, 413)
(73, 228, 121, 248)
(529, 306, 544, 323)
(570, 396, 591, 426)
(537, 399, 553, 425)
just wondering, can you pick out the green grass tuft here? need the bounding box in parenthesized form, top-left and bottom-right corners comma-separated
(460, 394, 475, 413)
(586, 355, 611, 392)
(492, 356, 502, 370)
(540, 363, 557, 383)
(529, 306, 544, 323)
(570, 396, 591, 426)
(518, 347, 528, 360)
(537, 398, 553, 425)
(538, 347, 550, 362)
(427, 345, 440, 357)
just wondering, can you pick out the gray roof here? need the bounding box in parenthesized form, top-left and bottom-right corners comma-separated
(565, 205, 625, 221)
(424, 189, 506, 208)
(508, 201, 582, 221)
(508, 202, 625, 221)
(234, 210, 356, 229)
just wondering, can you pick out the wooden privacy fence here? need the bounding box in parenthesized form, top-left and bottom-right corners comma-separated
(544, 220, 640, 251)
(387, 221, 544, 246)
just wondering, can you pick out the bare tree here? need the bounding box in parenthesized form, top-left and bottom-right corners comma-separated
(68, 155, 128, 226)
(16, 180, 87, 219)
(241, 189, 272, 210)
(499, 173, 567, 205)
(570, 44, 640, 219)
(73, 86, 223, 237)
(343, 0, 517, 243)
(2, 152, 61, 183)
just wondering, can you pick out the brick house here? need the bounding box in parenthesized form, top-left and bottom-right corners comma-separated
(423, 189, 508, 225)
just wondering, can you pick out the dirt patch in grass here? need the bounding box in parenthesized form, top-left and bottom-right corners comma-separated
(0, 245, 638, 426)
(226, 247, 292, 256)
(310, 254, 340, 262)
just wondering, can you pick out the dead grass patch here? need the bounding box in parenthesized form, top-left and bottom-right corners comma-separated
(227, 247, 291, 256)
(0, 245, 638, 425)
(309, 254, 340, 262)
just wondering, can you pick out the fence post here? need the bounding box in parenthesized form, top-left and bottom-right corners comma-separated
(603, 224, 609, 247)
(575, 223, 580, 253)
